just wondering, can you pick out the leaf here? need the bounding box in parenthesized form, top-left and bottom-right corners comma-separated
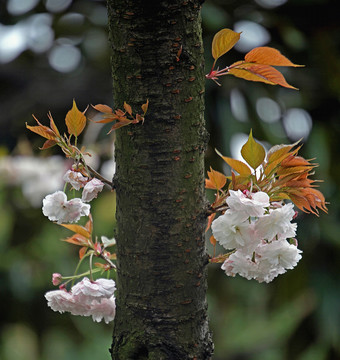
(141, 99, 149, 114)
(26, 115, 57, 140)
(209, 235, 217, 246)
(79, 246, 88, 259)
(40, 139, 57, 150)
(212, 29, 241, 60)
(65, 100, 87, 136)
(206, 167, 227, 190)
(228, 63, 298, 89)
(241, 130, 266, 170)
(58, 223, 91, 238)
(206, 213, 216, 232)
(62, 234, 88, 246)
(267, 142, 299, 163)
(264, 143, 301, 176)
(123, 101, 133, 116)
(245, 47, 304, 67)
(216, 149, 252, 176)
(47, 112, 60, 137)
(93, 104, 113, 113)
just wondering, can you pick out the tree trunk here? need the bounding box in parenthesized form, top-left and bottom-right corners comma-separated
(107, 1, 213, 358)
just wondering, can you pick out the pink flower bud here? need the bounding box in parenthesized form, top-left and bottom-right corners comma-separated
(52, 273, 63, 286)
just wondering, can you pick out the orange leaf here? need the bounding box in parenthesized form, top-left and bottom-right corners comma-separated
(141, 99, 149, 114)
(209, 235, 217, 246)
(47, 112, 60, 137)
(58, 223, 91, 238)
(65, 100, 87, 136)
(85, 215, 93, 235)
(206, 213, 216, 232)
(216, 149, 252, 176)
(281, 155, 314, 167)
(267, 142, 300, 163)
(276, 165, 313, 177)
(62, 234, 88, 246)
(212, 28, 241, 60)
(228, 63, 297, 89)
(123, 102, 132, 116)
(40, 139, 57, 150)
(206, 167, 227, 190)
(245, 47, 304, 67)
(26, 115, 57, 140)
(107, 120, 133, 133)
(93, 104, 113, 113)
(94, 262, 107, 269)
(79, 246, 88, 259)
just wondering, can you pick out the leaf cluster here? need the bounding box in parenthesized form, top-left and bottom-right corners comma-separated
(206, 28, 304, 89)
(206, 131, 328, 220)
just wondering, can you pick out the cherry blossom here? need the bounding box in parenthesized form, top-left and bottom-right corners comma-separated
(82, 178, 104, 202)
(90, 296, 116, 324)
(211, 210, 257, 249)
(226, 190, 270, 220)
(72, 277, 116, 301)
(255, 203, 297, 240)
(45, 277, 116, 323)
(63, 170, 88, 190)
(42, 191, 90, 223)
(221, 238, 302, 283)
(256, 239, 302, 270)
(101, 236, 116, 248)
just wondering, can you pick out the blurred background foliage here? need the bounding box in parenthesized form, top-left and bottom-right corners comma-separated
(0, 0, 339, 359)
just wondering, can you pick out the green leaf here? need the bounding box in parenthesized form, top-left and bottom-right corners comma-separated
(241, 130, 266, 170)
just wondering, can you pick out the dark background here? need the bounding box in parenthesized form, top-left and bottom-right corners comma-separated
(1, 0, 339, 359)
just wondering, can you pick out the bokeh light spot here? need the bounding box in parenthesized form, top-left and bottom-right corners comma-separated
(48, 44, 82, 73)
(7, 0, 39, 16)
(283, 108, 313, 140)
(44, 0, 72, 13)
(256, 97, 281, 123)
(234, 21, 271, 53)
(230, 88, 248, 122)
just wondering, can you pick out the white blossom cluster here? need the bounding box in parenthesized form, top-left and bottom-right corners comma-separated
(211, 190, 302, 283)
(42, 170, 104, 223)
(0, 155, 67, 207)
(45, 277, 116, 324)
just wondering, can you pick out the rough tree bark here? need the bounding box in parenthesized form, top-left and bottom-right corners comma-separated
(107, 1, 213, 358)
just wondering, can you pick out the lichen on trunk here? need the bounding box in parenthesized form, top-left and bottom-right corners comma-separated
(107, 1, 213, 358)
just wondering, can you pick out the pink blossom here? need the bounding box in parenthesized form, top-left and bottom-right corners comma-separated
(255, 203, 297, 240)
(82, 178, 104, 202)
(221, 239, 302, 283)
(211, 210, 257, 249)
(42, 191, 90, 223)
(45, 277, 116, 323)
(72, 277, 116, 302)
(45, 289, 90, 315)
(222, 250, 260, 280)
(226, 190, 270, 220)
(256, 239, 302, 270)
(63, 170, 88, 190)
(90, 296, 116, 324)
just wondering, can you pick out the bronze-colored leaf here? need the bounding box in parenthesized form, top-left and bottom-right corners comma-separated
(245, 47, 304, 67)
(212, 29, 241, 60)
(65, 100, 87, 136)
